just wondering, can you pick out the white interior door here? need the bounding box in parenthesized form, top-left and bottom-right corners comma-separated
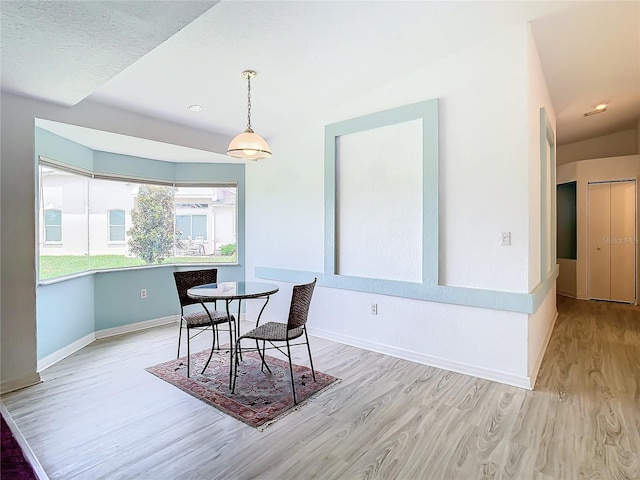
(588, 183, 611, 300)
(610, 181, 636, 303)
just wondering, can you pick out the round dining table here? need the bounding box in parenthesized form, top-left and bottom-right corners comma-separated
(187, 281, 279, 387)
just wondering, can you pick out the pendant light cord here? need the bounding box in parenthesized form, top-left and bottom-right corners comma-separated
(246, 75, 252, 130)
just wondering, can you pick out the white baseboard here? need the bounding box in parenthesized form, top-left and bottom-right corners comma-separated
(37, 316, 180, 373)
(0, 372, 42, 395)
(1, 402, 50, 480)
(95, 315, 179, 339)
(307, 326, 532, 390)
(557, 289, 577, 298)
(528, 311, 559, 388)
(37, 333, 96, 372)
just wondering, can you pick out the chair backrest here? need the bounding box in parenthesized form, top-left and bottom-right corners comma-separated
(287, 278, 317, 330)
(173, 269, 218, 308)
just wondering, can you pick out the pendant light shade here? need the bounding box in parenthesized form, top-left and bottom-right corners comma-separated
(227, 128, 271, 160)
(227, 70, 271, 160)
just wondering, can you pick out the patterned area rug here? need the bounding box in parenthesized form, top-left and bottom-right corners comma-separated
(146, 348, 339, 428)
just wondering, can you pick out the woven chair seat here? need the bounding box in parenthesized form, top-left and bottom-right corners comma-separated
(174, 269, 237, 379)
(184, 310, 234, 328)
(232, 278, 317, 404)
(240, 321, 303, 341)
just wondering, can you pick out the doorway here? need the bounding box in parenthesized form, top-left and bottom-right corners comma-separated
(587, 180, 637, 303)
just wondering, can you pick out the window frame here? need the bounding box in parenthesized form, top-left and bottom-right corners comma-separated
(37, 156, 239, 282)
(43, 208, 63, 244)
(107, 209, 126, 244)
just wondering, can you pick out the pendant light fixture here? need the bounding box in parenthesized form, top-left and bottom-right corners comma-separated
(227, 70, 272, 160)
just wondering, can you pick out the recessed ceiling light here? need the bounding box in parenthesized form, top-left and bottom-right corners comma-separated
(584, 103, 608, 117)
(188, 105, 203, 112)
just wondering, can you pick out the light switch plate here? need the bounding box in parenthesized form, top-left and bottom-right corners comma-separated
(501, 232, 511, 246)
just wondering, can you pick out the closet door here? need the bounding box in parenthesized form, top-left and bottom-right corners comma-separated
(588, 183, 611, 300)
(610, 181, 636, 303)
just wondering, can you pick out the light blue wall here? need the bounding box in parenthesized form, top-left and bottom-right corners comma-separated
(94, 265, 246, 331)
(94, 267, 178, 330)
(94, 151, 175, 180)
(35, 127, 93, 170)
(35, 129, 246, 360)
(37, 275, 94, 359)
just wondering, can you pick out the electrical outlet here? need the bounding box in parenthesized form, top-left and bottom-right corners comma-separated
(140, 289, 147, 299)
(371, 303, 378, 315)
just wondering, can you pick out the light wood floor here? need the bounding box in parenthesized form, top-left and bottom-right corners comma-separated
(2, 297, 639, 479)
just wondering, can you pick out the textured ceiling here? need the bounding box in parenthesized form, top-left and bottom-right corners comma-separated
(2, 0, 639, 153)
(1, 0, 218, 105)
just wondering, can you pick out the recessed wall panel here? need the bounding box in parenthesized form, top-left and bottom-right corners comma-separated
(335, 119, 422, 282)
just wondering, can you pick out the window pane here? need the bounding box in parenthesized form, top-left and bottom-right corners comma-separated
(89, 179, 141, 268)
(109, 226, 125, 242)
(108, 209, 126, 242)
(39, 161, 238, 280)
(39, 165, 90, 279)
(45, 226, 62, 242)
(44, 209, 61, 225)
(109, 210, 125, 226)
(176, 215, 190, 240)
(192, 215, 207, 240)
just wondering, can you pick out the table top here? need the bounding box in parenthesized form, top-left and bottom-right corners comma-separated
(187, 281, 279, 301)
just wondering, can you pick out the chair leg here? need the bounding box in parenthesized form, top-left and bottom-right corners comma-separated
(228, 319, 234, 389)
(304, 328, 316, 381)
(186, 328, 191, 378)
(256, 340, 273, 373)
(177, 320, 183, 358)
(232, 338, 240, 393)
(255, 340, 272, 374)
(257, 340, 264, 371)
(286, 339, 297, 404)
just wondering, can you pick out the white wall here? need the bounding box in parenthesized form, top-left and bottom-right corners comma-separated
(527, 285, 557, 382)
(527, 25, 557, 291)
(526, 25, 558, 383)
(0, 92, 229, 392)
(246, 25, 549, 388)
(254, 25, 531, 292)
(558, 129, 638, 165)
(557, 155, 640, 301)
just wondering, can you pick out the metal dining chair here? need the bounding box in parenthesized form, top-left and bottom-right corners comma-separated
(173, 269, 235, 377)
(232, 278, 317, 404)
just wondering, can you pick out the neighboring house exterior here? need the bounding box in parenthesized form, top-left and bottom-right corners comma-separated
(39, 167, 236, 257)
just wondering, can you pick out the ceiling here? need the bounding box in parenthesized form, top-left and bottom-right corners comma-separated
(2, 0, 639, 158)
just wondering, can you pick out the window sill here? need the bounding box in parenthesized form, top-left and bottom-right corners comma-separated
(38, 261, 240, 286)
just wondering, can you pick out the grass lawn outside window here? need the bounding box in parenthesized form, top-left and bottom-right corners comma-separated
(39, 254, 237, 281)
